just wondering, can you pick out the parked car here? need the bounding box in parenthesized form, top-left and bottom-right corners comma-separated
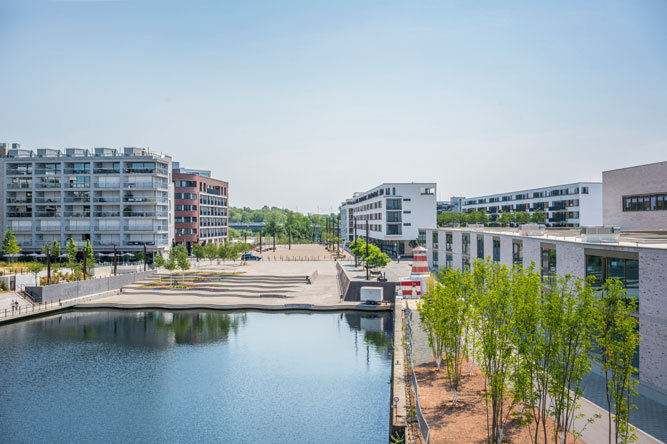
(241, 253, 262, 261)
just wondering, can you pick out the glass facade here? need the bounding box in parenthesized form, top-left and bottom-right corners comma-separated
(585, 255, 639, 303)
(540, 246, 557, 284)
(512, 240, 523, 265)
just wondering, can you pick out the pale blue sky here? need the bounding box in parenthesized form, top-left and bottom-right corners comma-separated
(1, 0, 666, 212)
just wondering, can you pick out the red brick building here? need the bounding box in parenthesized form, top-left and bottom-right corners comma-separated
(173, 164, 228, 251)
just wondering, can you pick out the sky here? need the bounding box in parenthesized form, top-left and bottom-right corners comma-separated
(1, 0, 666, 213)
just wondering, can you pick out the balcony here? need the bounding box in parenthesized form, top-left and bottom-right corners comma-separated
(123, 211, 158, 218)
(35, 226, 61, 232)
(123, 197, 157, 203)
(94, 182, 121, 189)
(10, 226, 33, 232)
(94, 224, 121, 232)
(123, 168, 156, 174)
(36, 182, 61, 189)
(35, 198, 61, 204)
(124, 240, 156, 246)
(6, 198, 32, 204)
(7, 183, 32, 189)
(6, 169, 32, 176)
(124, 225, 158, 232)
(64, 212, 91, 218)
(93, 197, 121, 203)
(93, 168, 120, 174)
(7, 212, 32, 218)
(64, 197, 91, 203)
(65, 225, 91, 232)
(63, 169, 91, 175)
(94, 211, 121, 217)
(34, 169, 61, 176)
(64, 182, 90, 189)
(35, 213, 62, 218)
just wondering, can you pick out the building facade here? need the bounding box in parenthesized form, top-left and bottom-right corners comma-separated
(340, 183, 436, 257)
(422, 225, 667, 396)
(461, 182, 602, 227)
(603, 161, 667, 231)
(173, 164, 228, 251)
(0, 146, 174, 255)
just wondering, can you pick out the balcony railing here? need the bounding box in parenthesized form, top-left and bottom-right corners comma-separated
(35, 213, 62, 218)
(123, 168, 156, 174)
(64, 212, 91, 218)
(123, 197, 157, 203)
(93, 182, 121, 188)
(93, 197, 121, 203)
(94, 225, 121, 232)
(94, 211, 120, 217)
(10, 226, 33, 232)
(63, 169, 91, 175)
(124, 212, 158, 218)
(63, 197, 91, 203)
(64, 183, 90, 189)
(36, 182, 61, 189)
(7, 183, 32, 189)
(34, 169, 61, 175)
(6, 199, 32, 204)
(6, 170, 32, 176)
(124, 225, 157, 232)
(65, 225, 91, 232)
(35, 226, 61, 232)
(124, 240, 156, 246)
(7, 212, 32, 218)
(93, 168, 120, 174)
(34, 198, 61, 204)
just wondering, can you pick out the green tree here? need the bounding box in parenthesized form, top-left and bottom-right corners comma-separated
(83, 240, 95, 275)
(1, 228, 22, 260)
(65, 238, 78, 265)
(366, 249, 391, 271)
(163, 254, 177, 285)
(41, 241, 60, 285)
(498, 210, 512, 227)
(531, 209, 547, 224)
(204, 242, 218, 263)
(515, 211, 531, 225)
(191, 243, 204, 262)
(474, 209, 489, 225)
(28, 262, 44, 285)
(153, 253, 165, 269)
(174, 245, 190, 282)
(595, 279, 640, 444)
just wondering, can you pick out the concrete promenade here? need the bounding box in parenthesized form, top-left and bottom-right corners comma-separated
(79, 245, 393, 312)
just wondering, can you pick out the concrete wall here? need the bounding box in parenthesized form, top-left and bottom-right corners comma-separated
(556, 242, 586, 278)
(500, 235, 513, 265)
(603, 161, 667, 230)
(25, 270, 154, 304)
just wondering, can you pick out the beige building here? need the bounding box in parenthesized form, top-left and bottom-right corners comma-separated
(603, 161, 667, 230)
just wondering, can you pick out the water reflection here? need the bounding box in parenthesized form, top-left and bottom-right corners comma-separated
(342, 312, 393, 358)
(2, 310, 247, 347)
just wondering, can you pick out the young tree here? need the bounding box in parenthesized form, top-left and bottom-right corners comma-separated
(84, 240, 95, 275)
(192, 243, 204, 262)
(153, 252, 165, 269)
(175, 245, 191, 282)
(515, 211, 532, 225)
(471, 259, 517, 444)
(204, 242, 218, 263)
(418, 276, 446, 371)
(595, 279, 640, 444)
(498, 210, 512, 227)
(366, 249, 391, 271)
(28, 262, 44, 286)
(65, 238, 78, 266)
(2, 228, 22, 260)
(41, 241, 60, 285)
(163, 255, 177, 285)
(531, 209, 547, 224)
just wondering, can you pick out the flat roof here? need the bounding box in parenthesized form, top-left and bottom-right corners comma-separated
(462, 181, 601, 202)
(422, 226, 667, 251)
(602, 160, 667, 174)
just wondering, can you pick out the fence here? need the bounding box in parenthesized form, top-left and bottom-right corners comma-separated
(405, 306, 431, 444)
(0, 290, 117, 322)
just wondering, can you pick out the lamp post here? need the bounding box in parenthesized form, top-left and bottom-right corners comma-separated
(113, 244, 118, 276)
(365, 219, 369, 281)
(353, 216, 358, 267)
(143, 243, 147, 272)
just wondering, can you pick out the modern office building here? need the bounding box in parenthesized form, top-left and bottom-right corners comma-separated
(603, 161, 667, 231)
(421, 224, 667, 397)
(460, 182, 602, 227)
(172, 163, 229, 251)
(0, 145, 174, 256)
(437, 196, 464, 213)
(340, 183, 437, 257)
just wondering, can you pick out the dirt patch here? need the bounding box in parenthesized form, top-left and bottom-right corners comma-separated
(413, 362, 579, 444)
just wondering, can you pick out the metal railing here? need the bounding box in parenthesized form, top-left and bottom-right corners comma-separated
(0, 292, 102, 321)
(405, 307, 431, 444)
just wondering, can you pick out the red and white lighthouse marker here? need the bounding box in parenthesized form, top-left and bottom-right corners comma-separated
(400, 246, 430, 298)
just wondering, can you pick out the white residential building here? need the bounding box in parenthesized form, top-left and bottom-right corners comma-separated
(340, 183, 436, 257)
(0, 145, 174, 256)
(460, 182, 602, 227)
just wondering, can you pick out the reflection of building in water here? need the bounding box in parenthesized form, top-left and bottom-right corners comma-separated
(343, 312, 393, 356)
(15, 310, 247, 348)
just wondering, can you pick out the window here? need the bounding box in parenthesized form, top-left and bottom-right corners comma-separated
(622, 193, 667, 211)
(392, 187, 396, 195)
(477, 235, 484, 259)
(493, 238, 500, 262)
(462, 234, 470, 256)
(586, 255, 639, 305)
(446, 232, 453, 251)
(582, 187, 589, 194)
(387, 212, 401, 222)
(512, 240, 523, 265)
(541, 246, 557, 284)
(387, 224, 402, 235)
(446, 254, 453, 269)
(404, 198, 411, 201)
(386, 199, 402, 210)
